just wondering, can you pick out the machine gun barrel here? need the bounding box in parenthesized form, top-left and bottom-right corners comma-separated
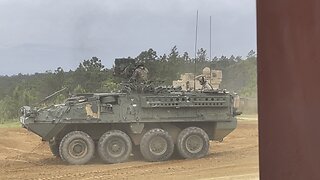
(37, 87, 67, 105)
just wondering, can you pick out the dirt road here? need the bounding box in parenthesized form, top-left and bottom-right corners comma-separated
(0, 120, 259, 180)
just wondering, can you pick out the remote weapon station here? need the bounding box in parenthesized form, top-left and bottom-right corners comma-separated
(20, 58, 240, 165)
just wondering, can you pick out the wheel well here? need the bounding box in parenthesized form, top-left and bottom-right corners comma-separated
(166, 122, 216, 141)
(53, 122, 216, 145)
(129, 122, 216, 145)
(54, 123, 128, 141)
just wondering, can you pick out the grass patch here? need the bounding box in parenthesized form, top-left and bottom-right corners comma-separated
(0, 121, 21, 128)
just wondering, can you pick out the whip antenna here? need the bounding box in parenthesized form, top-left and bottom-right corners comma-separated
(194, 10, 199, 91)
(210, 16, 212, 84)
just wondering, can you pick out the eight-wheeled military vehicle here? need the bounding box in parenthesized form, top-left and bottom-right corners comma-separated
(20, 58, 240, 165)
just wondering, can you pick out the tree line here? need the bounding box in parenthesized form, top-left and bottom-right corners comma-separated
(0, 47, 257, 122)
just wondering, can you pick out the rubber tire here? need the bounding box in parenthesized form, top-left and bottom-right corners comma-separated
(177, 127, 209, 159)
(49, 139, 60, 157)
(140, 128, 174, 162)
(59, 131, 95, 165)
(98, 130, 132, 164)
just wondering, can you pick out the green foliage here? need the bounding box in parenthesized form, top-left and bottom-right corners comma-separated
(99, 80, 119, 93)
(0, 48, 257, 122)
(247, 50, 257, 58)
(220, 57, 257, 97)
(73, 84, 86, 94)
(45, 67, 66, 93)
(197, 48, 207, 62)
(0, 121, 20, 128)
(0, 97, 16, 123)
(136, 48, 158, 63)
(72, 57, 110, 92)
(77, 57, 105, 72)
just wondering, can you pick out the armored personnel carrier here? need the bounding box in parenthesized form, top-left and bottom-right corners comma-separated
(20, 58, 240, 165)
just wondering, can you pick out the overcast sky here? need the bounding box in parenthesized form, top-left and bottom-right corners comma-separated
(0, 0, 256, 75)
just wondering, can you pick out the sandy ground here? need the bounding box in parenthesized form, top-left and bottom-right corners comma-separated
(0, 120, 259, 180)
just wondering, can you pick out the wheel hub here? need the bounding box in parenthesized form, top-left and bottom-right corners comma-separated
(73, 144, 83, 153)
(185, 135, 204, 154)
(68, 139, 88, 158)
(111, 144, 120, 152)
(149, 136, 167, 155)
(106, 138, 126, 157)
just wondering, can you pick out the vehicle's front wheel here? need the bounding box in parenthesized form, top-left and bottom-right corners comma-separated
(177, 127, 209, 159)
(140, 128, 174, 162)
(98, 130, 132, 164)
(59, 131, 95, 165)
